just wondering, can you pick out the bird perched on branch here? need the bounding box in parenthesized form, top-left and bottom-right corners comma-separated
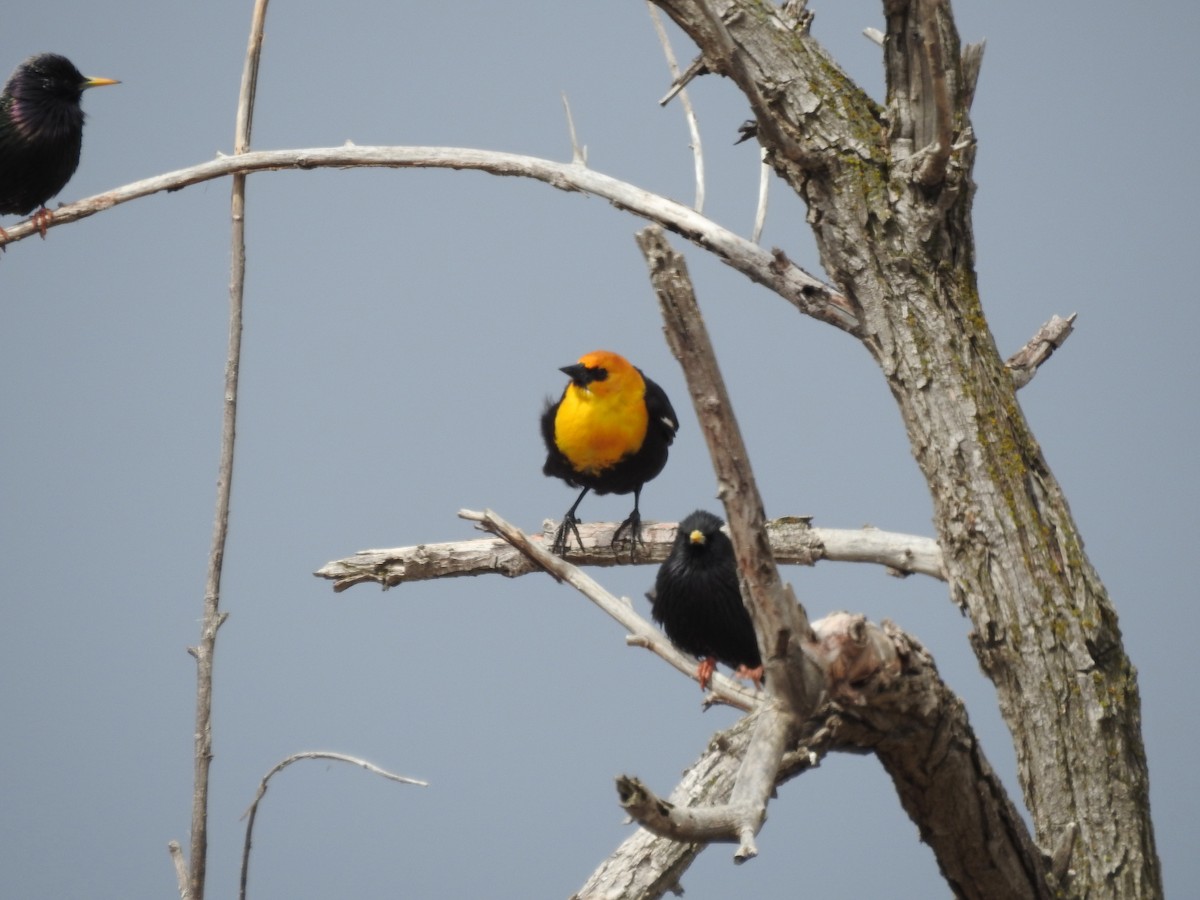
(0, 53, 119, 238)
(542, 349, 678, 556)
(650, 509, 762, 690)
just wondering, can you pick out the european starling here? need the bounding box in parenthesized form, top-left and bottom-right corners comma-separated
(0, 53, 119, 237)
(650, 509, 762, 690)
(542, 350, 678, 556)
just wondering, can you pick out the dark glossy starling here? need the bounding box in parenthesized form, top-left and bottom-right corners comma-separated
(0, 53, 119, 236)
(542, 350, 678, 556)
(649, 509, 762, 690)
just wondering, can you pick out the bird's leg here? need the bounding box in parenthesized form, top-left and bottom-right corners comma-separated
(30, 207, 52, 239)
(552, 486, 590, 556)
(734, 664, 765, 689)
(696, 657, 718, 691)
(611, 487, 645, 560)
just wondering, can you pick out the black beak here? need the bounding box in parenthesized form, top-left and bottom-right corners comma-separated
(560, 363, 589, 384)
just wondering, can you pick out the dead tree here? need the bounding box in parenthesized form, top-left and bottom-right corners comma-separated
(2, 1, 1156, 897)
(636, 0, 1158, 896)
(320, 1, 1158, 897)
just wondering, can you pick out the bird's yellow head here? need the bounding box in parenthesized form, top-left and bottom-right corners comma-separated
(552, 350, 652, 474)
(559, 350, 643, 400)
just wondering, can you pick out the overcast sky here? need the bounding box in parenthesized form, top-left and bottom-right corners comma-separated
(2, 2, 1196, 897)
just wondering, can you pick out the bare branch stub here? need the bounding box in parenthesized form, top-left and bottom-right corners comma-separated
(1005, 313, 1077, 388)
(883, 0, 968, 182)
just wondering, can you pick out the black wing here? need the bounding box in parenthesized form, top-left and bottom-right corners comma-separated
(640, 371, 679, 446)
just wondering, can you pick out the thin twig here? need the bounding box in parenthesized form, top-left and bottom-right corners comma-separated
(648, 2, 705, 212)
(657, 55, 708, 106)
(186, 2, 271, 897)
(560, 93, 586, 165)
(239, 751, 426, 900)
(751, 146, 769, 243)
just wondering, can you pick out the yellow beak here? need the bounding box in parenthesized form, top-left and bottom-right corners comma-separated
(83, 76, 121, 89)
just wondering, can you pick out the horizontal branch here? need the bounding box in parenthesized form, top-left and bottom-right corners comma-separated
(313, 516, 945, 591)
(0, 144, 860, 336)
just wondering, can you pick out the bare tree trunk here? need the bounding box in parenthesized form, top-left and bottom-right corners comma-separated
(652, 1, 1159, 895)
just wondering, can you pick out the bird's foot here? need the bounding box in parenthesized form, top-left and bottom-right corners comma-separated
(551, 514, 583, 557)
(611, 511, 644, 561)
(30, 207, 52, 239)
(734, 664, 765, 688)
(696, 657, 717, 691)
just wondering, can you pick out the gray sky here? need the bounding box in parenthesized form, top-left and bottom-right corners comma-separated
(2, 2, 1196, 897)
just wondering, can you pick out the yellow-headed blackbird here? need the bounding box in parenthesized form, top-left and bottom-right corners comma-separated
(649, 509, 762, 690)
(542, 349, 678, 555)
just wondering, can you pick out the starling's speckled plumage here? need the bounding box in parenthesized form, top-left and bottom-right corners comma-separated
(542, 350, 678, 555)
(0, 53, 118, 227)
(650, 509, 761, 689)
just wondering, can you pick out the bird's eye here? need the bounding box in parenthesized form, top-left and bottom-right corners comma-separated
(590, 367, 608, 382)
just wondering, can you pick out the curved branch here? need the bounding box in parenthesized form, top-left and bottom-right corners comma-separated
(0, 145, 860, 336)
(313, 518, 945, 592)
(239, 751, 425, 900)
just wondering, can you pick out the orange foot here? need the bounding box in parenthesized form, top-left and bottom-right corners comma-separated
(31, 207, 53, 238)
(696, 657, 717, 691)
(734, 664, 764, 688)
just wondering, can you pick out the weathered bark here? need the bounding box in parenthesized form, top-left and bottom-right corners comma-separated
(574, 617, 1048, 900)
(652, 0, 1159, 896)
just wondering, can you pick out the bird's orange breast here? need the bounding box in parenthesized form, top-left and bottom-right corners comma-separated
(554, 377, 649, 475)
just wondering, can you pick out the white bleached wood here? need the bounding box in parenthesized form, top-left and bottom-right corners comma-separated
(0, 145, 859, 336)
(313, 518, 945, 592)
